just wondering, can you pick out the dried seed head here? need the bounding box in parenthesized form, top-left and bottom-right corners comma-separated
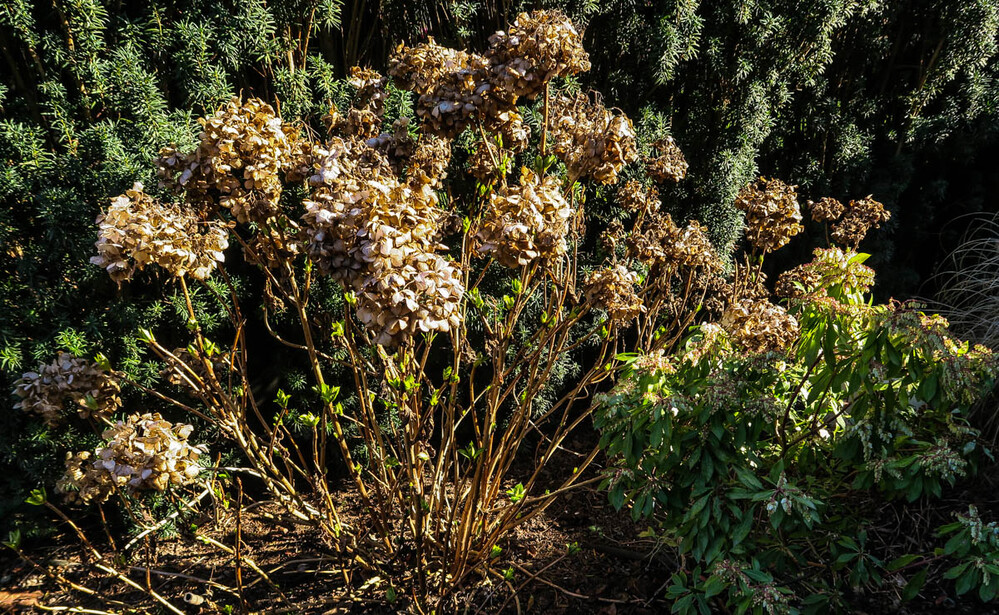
(584, 265, 645, 323)
(807, 197, 845, 223)
(734, 178, 803, 253)
(14, 352, 121, 426)
(550, 93, 638, 184)
(830, 195, 890, 249)
(616, 180, 660, 215)
(56, 413, 206, 504)
(645, 136, 687, 183)
(485, 10, 590, 103)
(90, 183, 229, 282)
(720, 298, 799, 354)
(156, 98, 310, 224)
(475, 167, 574, 267)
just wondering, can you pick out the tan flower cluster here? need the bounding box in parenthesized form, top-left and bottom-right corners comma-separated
(831, 196, 891, 248)
(550, 93, 638, 184)
(302, 137, 464, 346)
(303, 137, 440, 283)
(388, 39, 491, 138)
(156, 97, 311, 223)
(616, 180, 660, 215)
(807, 197, 845, 223)
(468, 139, 514, 183)
(56, 413, 207, 504)
(475, 168, 573, 267)
(348, 66, 388, 116)
(406, 134, 453, 189)
(14, 352, 121, 426)
(734, 178, 803, 253)
(485, 10, 590, 103)
(584, 265, 645, 323)
(775, 247, 876, 300)
(91, 183, 229, 283)
(645, 136, 688, 183)
(720, 298, 800, 354)
(356, 251, 465, 346)
(626, 214, 722, 273)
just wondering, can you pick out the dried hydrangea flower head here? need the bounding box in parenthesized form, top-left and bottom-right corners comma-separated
(56, 413, 207, 504)
(348, 66, 389, 116)
(807, 197, 845, 223)
(645, 136, 688, 183)
(584, 265, 645, 323)
(357, 251, 465, 347)
(468, 139, 514, 184)
(627, 213, 722, 274)
(775, 247, 876, 300)
(734, 177, 804, 253)
(91, 182, 229, 283)
(720, 298, 800, 354)
(485, 10, 590, 103)
(616, 180, 660, 215)
(550, 93, 639, 184)
(831, 196, 891, 249)
(406, 134, 453, 190)
(388, 39, 491, 138)
(156, 98, 310, 223)
(14, 352, 121, 426)
(475, 167, 574, 267)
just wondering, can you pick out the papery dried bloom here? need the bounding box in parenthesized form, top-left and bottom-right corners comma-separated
(616, 180, 660, 215)
(550, 93, 638, 184)
(156, 98, 308, 223)
(14, 352, 121, 426)
(476, 167, 573, 267)
(485, 10, 590, 103)
(627, 213, 722, 274)
(346, 107, 383, 140)
(348, 66, 389, 116)
(468, 139, 514, 183)
(775, 247, 876, 300)
(645, 136, 688, 183)
(483, 108, 531, 151)
(303, 137, 437, 284)
(831, 196, 891, 248)
(57, 413, 207, 504)
(720, 298, 799, 354)
(406, 134, 453, 189)
(807, 197, 845, 223)
(584, 265, 645, 323)
(90, 183, 229, 283)
(600, 219, 625, 256)
(357, 251, 465, 347)
(734, 178, 803, 253)
(388, 39, 491, 138)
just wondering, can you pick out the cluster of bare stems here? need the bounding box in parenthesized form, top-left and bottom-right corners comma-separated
(16, 10, 873, 609)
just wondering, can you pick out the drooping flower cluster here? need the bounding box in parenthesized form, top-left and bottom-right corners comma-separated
(156, 97, 313, 223)
(645, 136, 688, 183)
(616, 180, 660, 215)
(549, 93, 638, 184)
(475, 168, 574, 267)
(830, 196, 891, 248)
(56, 413, 207, 504)
(734, 178, 803, 253)
(91, 183, 229, 282)
(720, 298, 800, 354)
(14, 353, 121, 426)
(584, 265, 645, 323)
(388, 11, 589, 143)
(302, 136, 464, 346)
(807, 197, 845, 223)
(485, 10, 590, 102)
(626, 214, 722, 274)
